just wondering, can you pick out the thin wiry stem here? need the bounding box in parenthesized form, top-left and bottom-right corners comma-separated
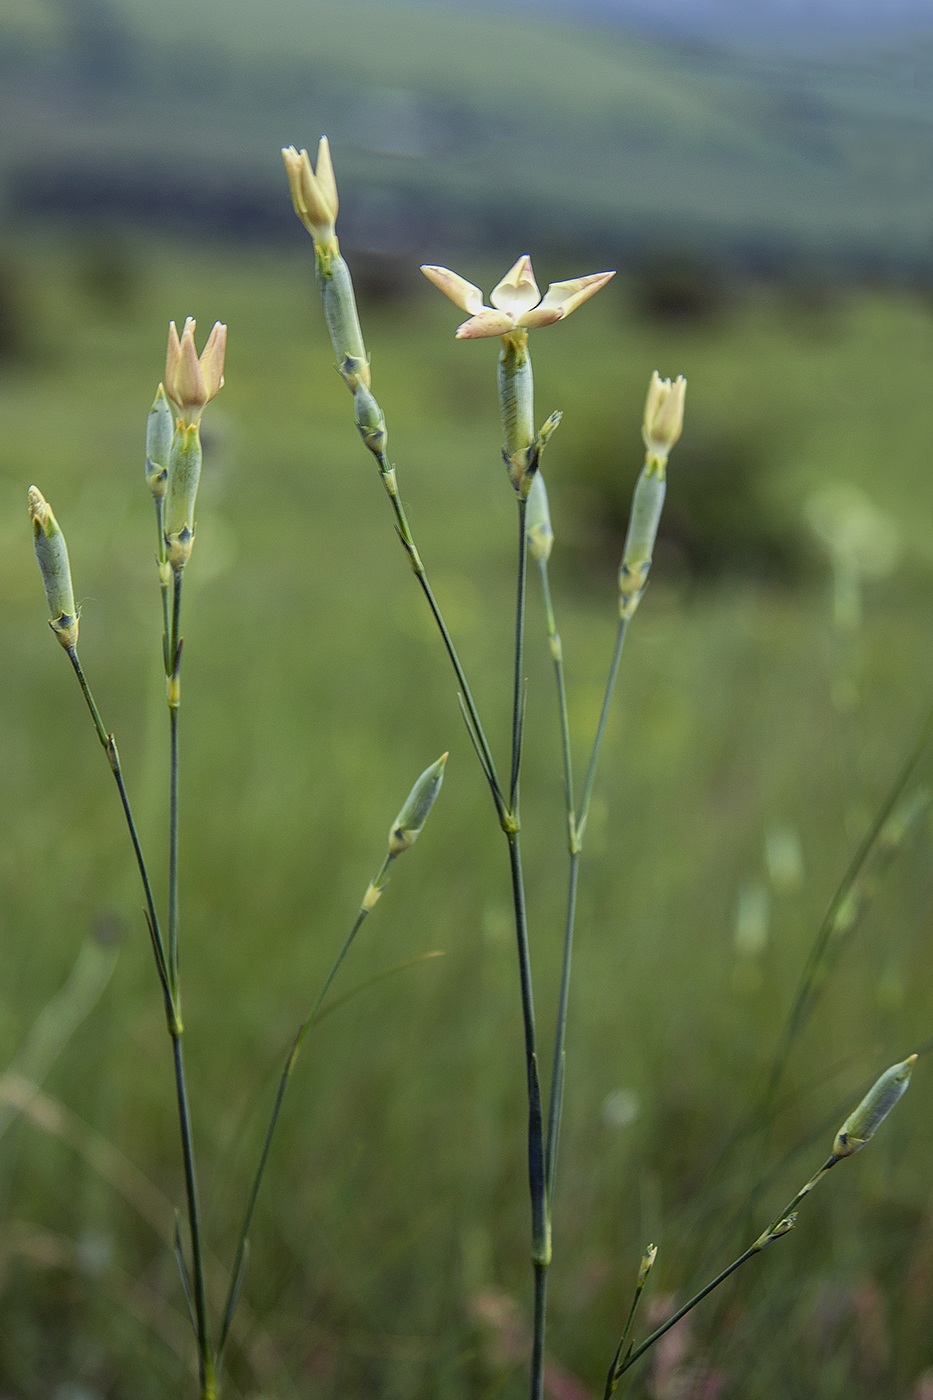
(172, 1033, 215, 1395)
(578, 616, 629, 838)
(762, 700, 933, 1123)
(613, 1158, 836, 1386)
(65, 648, 172, 1017)
(510, 497, 529, 812)
(163, 562, 214, 1392)
(218, 862, 392, 1360)
(376, 454, 506, 822)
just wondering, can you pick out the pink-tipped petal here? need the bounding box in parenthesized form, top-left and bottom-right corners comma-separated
(455, 309, 517, 339)
(421, 264, 487, 315)
(536, 270, 616, 320)
(490, 254, 541, 319)
(518, 304, 566, 330)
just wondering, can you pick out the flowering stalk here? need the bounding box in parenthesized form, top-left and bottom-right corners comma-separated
(158, 316, 227, 1396)
(217, 756, 448, 1365)
(608, 1056, 917, 1391)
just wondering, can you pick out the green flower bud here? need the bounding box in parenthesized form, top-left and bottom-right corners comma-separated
(526, 471, 554, 562)
(832, 1054, 917, 1159)
(354, 383, 387, 458)
(28, 486, 78, 650)
(388, 753, 448, 855)
(637, 1243, 658, 1287)
(146, 383, 173, 501)
(618, 466, 666, 619)
(163, 422, 202, 570)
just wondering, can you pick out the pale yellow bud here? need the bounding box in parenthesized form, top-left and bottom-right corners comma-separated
(282, 139, 339, 248)
(164, 317, 226, 424)
(642, 371, 686, 465)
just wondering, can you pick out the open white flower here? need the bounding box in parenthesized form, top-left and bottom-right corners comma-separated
(421, 255, 615, 339)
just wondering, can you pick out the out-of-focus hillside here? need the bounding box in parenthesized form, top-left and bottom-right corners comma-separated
(3, 0, 933, 268)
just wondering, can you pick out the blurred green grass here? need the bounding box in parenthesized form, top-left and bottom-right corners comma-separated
(1, 235, 932, 1397)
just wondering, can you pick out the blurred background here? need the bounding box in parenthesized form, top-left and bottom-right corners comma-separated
(3, 1, 933, 1397)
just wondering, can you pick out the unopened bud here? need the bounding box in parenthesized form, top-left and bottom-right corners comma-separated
(832, 1054, 917, 1158)
(526, 471, 554, 561)
(642, 371, 686, 467)
(388, 753, 448, 855)
(146, 384, 173, 500)
(163, 422, 202, 570)
(282, 139, 339, 249)
(354, 384, 387, 457)
(637, 1243, 658, 1287)
(28, 486, 79, 650)
(164, 318, 226, 424)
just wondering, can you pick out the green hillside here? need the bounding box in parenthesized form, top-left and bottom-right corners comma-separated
(3, 0, 933, 264)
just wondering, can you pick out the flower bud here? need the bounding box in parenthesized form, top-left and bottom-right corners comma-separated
(163, 422, 202, 570)
(832, 1054, 917, 1158)
(388, 753, 448, 856)
(28, 486, 78, 650)
(146, 383, 173, 501)
(164, 318, 226, 425)
(526, 471, 554, 562)
(282, 139, 339, 249)
(354, 383, 387, 458)
(637, 1243, 658, 1287)
(642, 372, 686, 467)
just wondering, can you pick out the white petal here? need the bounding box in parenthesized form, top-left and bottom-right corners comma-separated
(535, 270, 616, 320)
(421, 264, 486, 315)
(455, 309, 516, 339)
(489, 255, 541, 319)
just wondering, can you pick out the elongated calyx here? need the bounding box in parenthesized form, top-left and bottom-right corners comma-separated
(832, 1054, 917, 1158)
(146, 383, 173, 500)
(28, 486, 79, 650)
(389, 753, 448, 855)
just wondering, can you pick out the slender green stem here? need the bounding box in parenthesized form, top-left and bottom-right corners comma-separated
(217, 880, 386, 1359)
(614, 1158, 837, 1384)
(65, 648, 173, 1013)
(172, 1033, 215, 1393)
(536, 560, 574, 829)
(531, 1262, 548, 1400)
(535, 556, 579, 1200)
(162, 562, 214, 1388)
(510, 497, 529, 812)
(578, 616, 629, 837)
(154, 497, 171, 676)
(545, 850, 579, 1198)
(376, 454, 505, 820)
(762, 701, 933, 1124)
(168, 568, 183, 991)
(373, 456, 545, 1398)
